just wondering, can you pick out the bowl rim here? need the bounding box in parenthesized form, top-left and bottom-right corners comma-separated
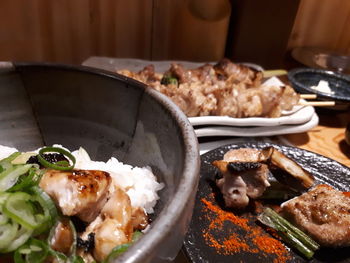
(287, 67, 350, 102)
(11, 61, 201, 263)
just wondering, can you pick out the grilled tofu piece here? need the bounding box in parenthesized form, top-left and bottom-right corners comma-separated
(281, 184, 350, 247)
(40, 169, 111, 222)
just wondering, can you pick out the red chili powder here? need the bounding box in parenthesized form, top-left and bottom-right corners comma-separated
(201, 196, 291, 262)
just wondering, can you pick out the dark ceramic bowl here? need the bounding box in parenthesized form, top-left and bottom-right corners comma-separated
(0, 62, 200, 263)
(288, 68, 350, 108)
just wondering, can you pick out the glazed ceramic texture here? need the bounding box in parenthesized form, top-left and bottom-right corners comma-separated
(0, 62, 200, 263)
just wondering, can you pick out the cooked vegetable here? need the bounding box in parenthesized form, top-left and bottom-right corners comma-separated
(160, 75, 178, 86)
(260, 147, 315, 189)
(0, 164, 33, 192)
(38, 147, 76, 171)
(103, 231, 143, 263)
(258, 207, 320, 259)
(258, 181, 298, 200)
(8, 167, 42, 192)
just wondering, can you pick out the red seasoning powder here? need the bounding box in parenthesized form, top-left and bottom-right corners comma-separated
(201, 196, 291, 262)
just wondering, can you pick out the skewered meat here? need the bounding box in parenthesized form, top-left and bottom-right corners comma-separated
(39, 169, 111, 222)
(117, 58, 300, 118)
(213, 58, 261, 85)
(281, 184, 350, 247)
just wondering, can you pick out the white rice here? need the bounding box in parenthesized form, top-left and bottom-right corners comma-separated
(0, 144, 164, 214)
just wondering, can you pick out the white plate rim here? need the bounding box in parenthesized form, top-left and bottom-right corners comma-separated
(194, 112, 319, 137)
(189, 104, 315, 127)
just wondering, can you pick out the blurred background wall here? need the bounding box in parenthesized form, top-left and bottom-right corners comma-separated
(0, 0, 349, 69)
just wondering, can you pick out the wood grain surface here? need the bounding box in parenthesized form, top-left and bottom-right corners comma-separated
(283, 110, 350, 167)
(288, 0, 350, 55)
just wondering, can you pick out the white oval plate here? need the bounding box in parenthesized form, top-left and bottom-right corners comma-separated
(194, 112, 319, 137)
(189, 104, 314, 127)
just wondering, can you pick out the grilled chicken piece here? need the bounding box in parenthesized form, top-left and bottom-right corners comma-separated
(50, 220, 74, 255)
(131, 207, 149, 231)
(214, 58, 260, 85)
(213, 160, 270, 208)
(117, 59, 301, 118)
(82, 186, 141, 262)
(40, 169, 111, 222)
(281, 184, 350, 247)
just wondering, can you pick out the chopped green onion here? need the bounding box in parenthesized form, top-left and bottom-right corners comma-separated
(2, 192, 39, 230)
(68, 255, 85, 263)
(69, 219, 77, 256)
(8, 167, 42, 192)
(0, 221, 18, 250)
(38, 147, 76, 171)
(103, 231, 143, 262)
(103, 243, 130, 263)
(25, 239, 49, 263)
(14, 238, 49, 263)
(0, 152, 21, 170)
(0, 164, 32, 192)
(29, 186, 58, 235)
(1, 224, 33, 253)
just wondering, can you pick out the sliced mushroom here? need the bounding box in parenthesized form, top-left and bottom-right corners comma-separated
(259, 147, 315, 189)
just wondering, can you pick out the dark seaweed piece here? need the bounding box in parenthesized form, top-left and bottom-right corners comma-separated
(77, 232, 95, 252)
(27, 153, 69, 168)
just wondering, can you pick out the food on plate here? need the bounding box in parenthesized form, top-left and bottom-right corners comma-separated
(0, 144, 164, 262)
(281, 184, 350, 247)
(212, 147, 314, 209)
(310, 80, 334, 94)
(117, 58, 300, 118)
(258, 207, 320, 259)
(211, 146, 350, 260)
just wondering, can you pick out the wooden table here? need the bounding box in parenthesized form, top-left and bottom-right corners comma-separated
(282, 109, 350, 167)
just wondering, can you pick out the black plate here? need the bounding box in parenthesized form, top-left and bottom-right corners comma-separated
(288, 68, 350, 103)
(183, 142, 350, 263)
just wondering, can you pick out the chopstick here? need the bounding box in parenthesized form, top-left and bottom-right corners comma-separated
(300, 94, 317, 99)
(262, 69, 287, 78)
(298, 100, 335, 107)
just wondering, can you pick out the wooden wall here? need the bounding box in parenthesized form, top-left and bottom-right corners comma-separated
(287, 0, 350, 55)
(0, 0, 153, 64)
(0, 0, 230, 64)
(0, 0, 349, 65)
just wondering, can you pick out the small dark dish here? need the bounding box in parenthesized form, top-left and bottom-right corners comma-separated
(288, 68, 350, 109)
(183, 142, 350, 263)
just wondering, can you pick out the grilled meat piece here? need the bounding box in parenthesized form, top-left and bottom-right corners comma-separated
(281, 184, 350, 247)
(49, 219, 74, 255)
(213, 160, 270, 208)
(117, 59, 300, 118)
(223, 148, 263, 163)
(214, 58, 260, 85)
(82, 187, 134, 261)
(39, 169, 111, 222)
